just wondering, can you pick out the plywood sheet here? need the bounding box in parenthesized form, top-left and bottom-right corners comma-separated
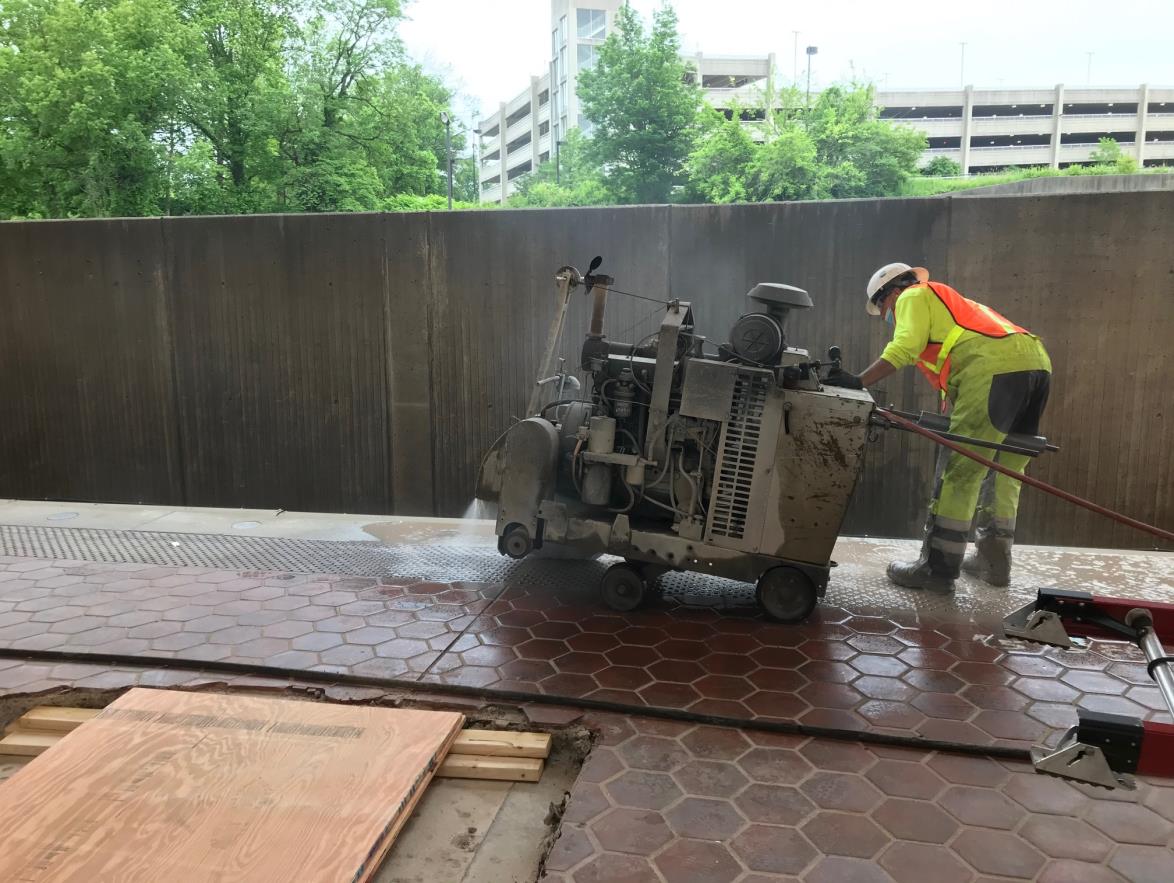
(0, 689, 463, 883)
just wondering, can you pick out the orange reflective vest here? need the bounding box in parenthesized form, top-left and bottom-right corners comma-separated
(913, 281, 1029, 398)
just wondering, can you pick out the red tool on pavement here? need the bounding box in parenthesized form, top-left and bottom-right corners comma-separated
(1004, 589, 1174, 789)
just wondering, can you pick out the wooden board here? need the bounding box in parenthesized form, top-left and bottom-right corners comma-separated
(437, 754, 544, 783)
(451, 729, 551, 759)
(0, 731, 60, 757)
(0, 688, 463, 883)
(14, 707, 100, 733)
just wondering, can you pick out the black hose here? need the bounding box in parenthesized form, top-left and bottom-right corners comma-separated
(0, 647, 1031, 762)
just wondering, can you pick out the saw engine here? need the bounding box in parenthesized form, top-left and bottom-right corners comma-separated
(477, 260, 874, 622)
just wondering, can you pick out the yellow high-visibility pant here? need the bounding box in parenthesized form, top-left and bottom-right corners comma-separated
(923, 333, 1051, 575)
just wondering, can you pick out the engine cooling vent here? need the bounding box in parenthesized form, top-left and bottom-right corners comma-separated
(708, 369, 770, 540)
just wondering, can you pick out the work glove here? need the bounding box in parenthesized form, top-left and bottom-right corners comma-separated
(823, 367, 864, 390)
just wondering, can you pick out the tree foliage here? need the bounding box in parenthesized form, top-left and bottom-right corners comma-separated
(509, 128, 610, 207)
(0, 0, 468, 218)
(922, 155, 962, 177)
(575, 2, 700, 203)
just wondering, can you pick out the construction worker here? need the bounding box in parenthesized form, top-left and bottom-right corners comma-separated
(824, 263, 1051, 593)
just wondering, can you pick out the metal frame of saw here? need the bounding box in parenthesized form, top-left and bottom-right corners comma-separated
(1004, 588, 1174, 789)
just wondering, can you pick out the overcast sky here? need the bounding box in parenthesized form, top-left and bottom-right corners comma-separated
(400, 0, 1174, 125)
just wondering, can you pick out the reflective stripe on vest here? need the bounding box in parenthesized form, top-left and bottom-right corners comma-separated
(912, 281, 1029, 401)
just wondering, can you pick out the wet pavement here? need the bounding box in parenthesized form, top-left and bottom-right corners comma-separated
(0, 518, 1171, 881)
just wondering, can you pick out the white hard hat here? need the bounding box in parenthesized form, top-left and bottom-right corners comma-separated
(865, 263, 929, 315)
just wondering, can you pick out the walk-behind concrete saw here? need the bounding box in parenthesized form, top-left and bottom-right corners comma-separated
(476, 260, 874, 622)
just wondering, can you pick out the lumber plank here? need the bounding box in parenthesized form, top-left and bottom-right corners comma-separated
(16, 706, 101, 733)
(451, 729, 551, 759)
(0, 688, 463, 883)
(0, 730, 61, 757)
(438, 754, 544, 783)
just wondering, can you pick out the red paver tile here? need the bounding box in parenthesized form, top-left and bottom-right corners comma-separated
(800, 660, 859, 683)
(545, 825, 593, 871)
(1085, 801, 1172, 845)
(927, 753, 1010, 787)
(880, 841, 974, 883)
(866, 760, 946, 799)
(743, 690, 810, 719)
(1060, 670, 1125, 694)
(805, 855, 894, 883)
(1037, 861, 1127, 883)
(1004, 773, 1088, 815)
(1108, 845, 1174, 881)
(734, 783, 816, 825)
(679, 725, 751, 761)
(590, 808, 672, 855)
(800, 771, 882, 812)
(671, 759, 749, 798)
(570, 852, 658, 883)
(616, 735, 690, 772)
(799, 682, 864, 709)
(654, 839, 741, 883)
(902, 668, 966, 693)
(731, 824, 818, 875)
(857, 700, 926, 729)
(578, 748, 623, 784)
(605, 770, 682, 810)
(1020, 815, 1114, 862)
(738, 747, 814, 785)
(799, 739, 874, 773)
(699, 652, 758, 676)
(939, 785, 1026, 830)
(664, 796, 745, 839)
(951, 829, 1046, 878)
(872, 797, 959, 844)
(801, 810, 889, 858)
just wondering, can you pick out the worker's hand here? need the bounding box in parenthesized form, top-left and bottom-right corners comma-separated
(823, 367, 865, 390)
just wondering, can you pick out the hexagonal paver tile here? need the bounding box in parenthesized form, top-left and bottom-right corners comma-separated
(604, 771, 682, 810)
(734, 783, 816, 825)
(866, 759, 946, 800)
(664, 797, 745, 840)
(680, 726, 751, 761)
(671, 759, 748, 798)
(801, 811, 889, 858)
(926, 753, 1009, 787)
(799, 739, 874, 773)
(939, 786, 1026, 830)
(653, 839, 741, 883)
(737, 747, 813, 785)
(1108, 845, 1174, 882)
(571, 852, 658, 883)
(731, 824, 817, 875)
(544, 825, 593, 872)
(1019, 815, 1113, 862)
(1085, 801, 1171, 845)
(578, 748, 623, 784)
(1002, 772, 1088, 816)
(880, 841, 973, 883)
(872, 797, 959, 844)
(805, 855, 894, 883)
(617, 735, 690, 772)
(950, 829, 1045, 878)
(800, 771, 882, 812)
(590, 808, 672, 855)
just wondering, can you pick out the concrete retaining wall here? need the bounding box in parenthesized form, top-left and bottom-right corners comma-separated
(2, 192, 1171, 549)
(955, 172, 1174, 197)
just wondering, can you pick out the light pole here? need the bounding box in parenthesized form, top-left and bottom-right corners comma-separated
(805, 45, 818, 107)
(472, 127, 482, 204)
(439, 111, 453, 210)
(1085, 51, 1093, 85)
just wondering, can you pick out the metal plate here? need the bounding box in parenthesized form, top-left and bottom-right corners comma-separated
(679, 359, 738, 422)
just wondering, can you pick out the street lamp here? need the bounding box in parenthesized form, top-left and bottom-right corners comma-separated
(439, 111, 453, 210)
(805, 46, 818, 107)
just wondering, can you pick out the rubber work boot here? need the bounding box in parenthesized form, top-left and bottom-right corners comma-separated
(886, 560, 956, 595)
(962, 534, 1012, 587)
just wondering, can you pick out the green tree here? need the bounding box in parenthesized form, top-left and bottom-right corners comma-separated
(683, 106, 757, 203)
(804, 85, 926, 198)
(1089, 136, 1138, 174)
(576, 2, 701, 203)
(922, 155, 962, 177)
(747, 126, 821, 201)
(0, 0, 194, 218)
